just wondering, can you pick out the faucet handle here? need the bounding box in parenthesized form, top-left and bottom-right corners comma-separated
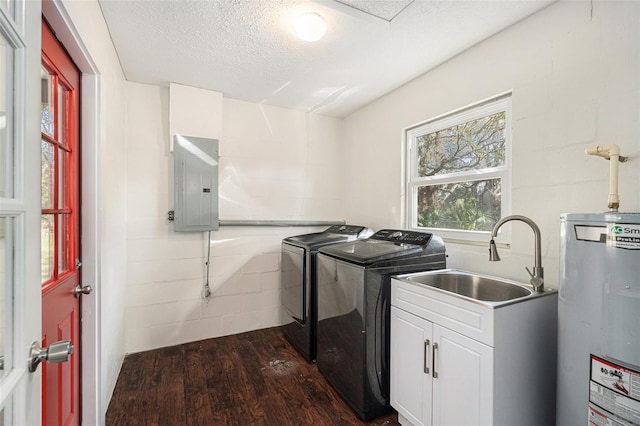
(525, 266, 533, 279)
(525, 267, 544, 292)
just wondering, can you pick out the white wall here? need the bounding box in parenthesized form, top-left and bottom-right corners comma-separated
(124, 86, 343, 353)
(342, 0, 640, 288)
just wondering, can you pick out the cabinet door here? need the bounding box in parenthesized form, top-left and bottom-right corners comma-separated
(432, 325, 493, 426)
(390, 306, 433, 426)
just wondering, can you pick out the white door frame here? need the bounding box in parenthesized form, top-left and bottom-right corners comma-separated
(0, 0, 43, 424)
(42, 1, 102, 424)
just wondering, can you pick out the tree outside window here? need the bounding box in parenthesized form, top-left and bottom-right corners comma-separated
(406, 96, 511, 240)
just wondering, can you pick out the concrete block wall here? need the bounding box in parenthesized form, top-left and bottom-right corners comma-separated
(125, 225, 324, 352)
(124, 82, 342, 353)
(341, 0, 640, 288)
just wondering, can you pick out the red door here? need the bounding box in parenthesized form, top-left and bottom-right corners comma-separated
(41, 20, 81, 426)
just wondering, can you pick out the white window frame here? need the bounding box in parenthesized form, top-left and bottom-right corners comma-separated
(404, 94, 512, 244)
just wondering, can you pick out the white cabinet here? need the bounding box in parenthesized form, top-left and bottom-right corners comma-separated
(432, 321, 493, 426)
(390, 306, 432, 426)
(391, 306, 492, 426)
(390, 277, 557, 426)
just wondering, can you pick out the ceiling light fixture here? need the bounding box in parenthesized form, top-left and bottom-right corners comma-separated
(294, 12, 327, 42)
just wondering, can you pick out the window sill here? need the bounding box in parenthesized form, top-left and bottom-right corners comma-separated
(409, 227, 511, 248)
(441, 237, 511, 249)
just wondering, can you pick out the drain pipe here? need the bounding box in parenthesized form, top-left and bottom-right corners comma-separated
(585, 144, 628, 212)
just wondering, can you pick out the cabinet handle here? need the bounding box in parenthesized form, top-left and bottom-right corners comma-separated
(423, 339, 430, 374)
(432, 342, 438, 378)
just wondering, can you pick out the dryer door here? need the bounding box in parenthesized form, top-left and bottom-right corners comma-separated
(281, 243, 306, 324)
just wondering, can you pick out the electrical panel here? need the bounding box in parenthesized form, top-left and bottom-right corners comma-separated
(173, 135, 219, 232)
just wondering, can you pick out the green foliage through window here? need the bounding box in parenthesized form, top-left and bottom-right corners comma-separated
(407, 99, 510, 235)
(417, 179, 501, 232)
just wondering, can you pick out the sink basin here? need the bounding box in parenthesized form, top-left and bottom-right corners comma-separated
(397, 269, 532, 303)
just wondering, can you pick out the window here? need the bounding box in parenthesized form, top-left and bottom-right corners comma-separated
(40, 24, 80, 293)
(405, 95, 511, 242)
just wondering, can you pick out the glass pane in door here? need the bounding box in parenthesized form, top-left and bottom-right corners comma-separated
(0, 219, 3, 376)
(41, 140, 55, 209)
(0, 33, 14, 198)
(57, 83, 67, 146)
(0, 395, 13, 425)
(57, 147, 67, 209)
(58, 214, 69, 274)
(40, 67, 53, 137)
(0, 216, 14, 380)
(41, 215, 54, 283)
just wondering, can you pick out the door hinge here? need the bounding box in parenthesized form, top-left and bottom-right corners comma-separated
(75, 258, 82, 270)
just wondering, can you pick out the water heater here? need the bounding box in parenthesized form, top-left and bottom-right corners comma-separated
(557, 213, 640, 425)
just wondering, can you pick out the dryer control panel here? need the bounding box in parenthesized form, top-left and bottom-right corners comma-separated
(370, 229, 432, 246)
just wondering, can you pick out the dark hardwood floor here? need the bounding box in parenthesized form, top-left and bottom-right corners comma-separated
(106, 326, 400, 426)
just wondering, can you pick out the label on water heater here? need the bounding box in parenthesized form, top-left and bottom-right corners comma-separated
(588, 355, 640, 425)
(607, 224, 640, 250)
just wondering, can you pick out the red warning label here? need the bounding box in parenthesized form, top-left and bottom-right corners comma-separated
(589, 355, 640, 425)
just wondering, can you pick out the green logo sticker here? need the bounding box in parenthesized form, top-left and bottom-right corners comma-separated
(611, 225, 624, 235)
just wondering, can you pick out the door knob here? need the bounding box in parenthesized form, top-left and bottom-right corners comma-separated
(28, 340, 74, 373)
(74, 284, 93, 297)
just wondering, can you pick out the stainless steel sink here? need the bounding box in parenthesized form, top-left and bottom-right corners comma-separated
(396, 269, 535, 303)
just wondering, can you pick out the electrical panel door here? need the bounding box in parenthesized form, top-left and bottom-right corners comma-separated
(173, 135, 219, 232)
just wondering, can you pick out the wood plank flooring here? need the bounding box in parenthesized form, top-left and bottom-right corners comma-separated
(106, 326, 400, 426)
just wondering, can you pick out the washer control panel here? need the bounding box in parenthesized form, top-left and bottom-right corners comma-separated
(326, 225, 372, 236)
(370, 229, 432, 246)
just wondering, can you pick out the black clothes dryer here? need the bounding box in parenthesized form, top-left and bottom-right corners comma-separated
(280, 225, 372, 361)
(316, 229, 446, 421)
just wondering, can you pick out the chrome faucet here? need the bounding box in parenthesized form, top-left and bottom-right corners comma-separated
(489, 215, 544, 292)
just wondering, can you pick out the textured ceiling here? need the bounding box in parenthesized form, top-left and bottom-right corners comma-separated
(98, 0, 553, 117)
(334, 0, 415, 21)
